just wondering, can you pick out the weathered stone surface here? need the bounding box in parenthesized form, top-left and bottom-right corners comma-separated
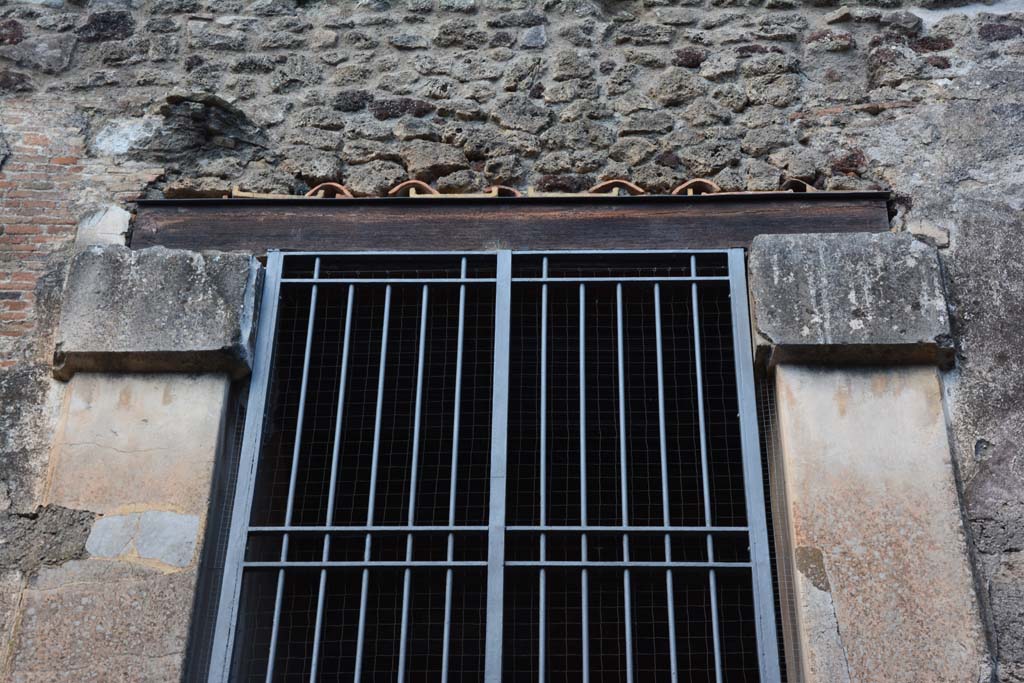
(85, 511, 199, 567)
(492, 95, 551, 133)
(774, 365, 990, 682)
(748, 232, 953, 366)
(7, 560, 197, 682)
(47, 373, 228, 517)
(345, 159, 407, 196)
(1, 0, 1023, 677)
(399, 139, 469, 181)
(135, 511, 200, 567)
(54, 246, 261, 379)
(76, 11, 135, 43)
(74, 205, 130, 248)
(0, 34, 76, 74)
(0, 505, 94, 574)
(85, 513, 138, 559)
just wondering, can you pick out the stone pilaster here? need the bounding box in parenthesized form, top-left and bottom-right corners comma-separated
(749, 232, 990, 683)
(4, 246, 260, 682)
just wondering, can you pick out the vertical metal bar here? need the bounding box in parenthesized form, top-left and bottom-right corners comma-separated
(579, 283, 590, 683)
(483, 251, 513, 682)
(209, 252, 284, 683)
(398, 285, 430, 682)
(691, 256, 723, 683)
(727, 249, 782, 681)
(539, 257, 548, 683)
(653, 284, 679, 683)
(353, 284, 393, 682)
(441, 259, 467, 683)
(266, 257, 321, 683)
(615, 284, 635, 683)
(309, 284, 356, 683)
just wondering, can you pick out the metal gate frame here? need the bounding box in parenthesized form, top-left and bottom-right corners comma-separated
(208, 249, 780, 682)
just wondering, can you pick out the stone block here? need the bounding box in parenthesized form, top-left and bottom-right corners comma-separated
(136, 511, 200, 567)
(75, 206, 130, 248)
(748, 232, 953, 366)
(774, 365, 989, 682)
(47, 373, 229, 516)
(85, 513, 137, 558)
(7, 560, 196, 682)
(54, 245, 261, 380)
(86, 511, 200, 567)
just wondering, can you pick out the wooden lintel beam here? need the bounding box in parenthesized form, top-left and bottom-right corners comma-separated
(130, 193, 891, 254)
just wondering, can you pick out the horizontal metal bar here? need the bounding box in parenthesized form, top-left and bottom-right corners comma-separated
(282, 250, 497, 256)
(249, 525, 488, 533)
(243, 561, 488, 569)
(281, 278, 495, 284)
(512, 248, 733, 255)
(512, 276, 729, 283)
(505, 525, 748, 533)
(505, 561, 752, 569)
(281, 249, 731, 258)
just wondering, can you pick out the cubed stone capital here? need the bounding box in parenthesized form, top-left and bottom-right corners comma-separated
(748, 232, 953, 367)
(53, 245, 261, 380)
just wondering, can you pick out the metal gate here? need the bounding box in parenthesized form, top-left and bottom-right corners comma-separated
(210, 250, 780, 682)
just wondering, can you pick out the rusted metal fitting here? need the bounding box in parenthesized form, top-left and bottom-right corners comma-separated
(387, 180, 440, 197)
(305, 182, 354, 198)
(588, 179, 647, 196)
(670, 179, 722, 196)
(780, 177, 817, 193)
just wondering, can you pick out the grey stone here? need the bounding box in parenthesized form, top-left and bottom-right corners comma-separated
(54, 246, 261, 380)
(436, 169, 487, 193)
(135, 511, 200, 568)
(346, 159, 407, 196)
(0, 34, 77, 74)
(186, 21, 247, 51)
(399, 139, 469, 181)
(551, 50, 593, 81)
(434, 19, 487, 48)
(748, 232, 954, 366)
(486, 11, 545, 28)
(484, 154, 526, 184)
(520, 25, 547, 49)
(85, 513, 139, 559)
(0, 505, 95, 574)
(649, 67, 708, 106)
(609, 137, 657, 165)
(76, 10, 135, 43)
(390, 32, 430, 50)
(620, 111, 674, 135)
(394, 116, 440, 141)
(280, 149, 344, 185)
(491, 95, 552, 134)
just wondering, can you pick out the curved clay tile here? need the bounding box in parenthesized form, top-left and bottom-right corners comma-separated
(670, 179, 722, 195)
(304, 182, 354, 198)
(588, 179, 647, 196)
(780, 177, 817, 192)
(387, 179, 440, 197)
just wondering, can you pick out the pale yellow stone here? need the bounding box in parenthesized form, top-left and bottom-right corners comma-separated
(775, 365, 989, 683)
(46, 373, 229, 516)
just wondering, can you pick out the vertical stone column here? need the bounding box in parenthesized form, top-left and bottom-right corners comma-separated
(4, 246, 259, 682)
(749, 233, 990, 683)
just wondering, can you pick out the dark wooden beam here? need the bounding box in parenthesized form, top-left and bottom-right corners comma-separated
(131, 192, 890, 254)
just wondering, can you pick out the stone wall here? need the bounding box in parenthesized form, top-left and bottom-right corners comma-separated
(1, 0, 1022, 679)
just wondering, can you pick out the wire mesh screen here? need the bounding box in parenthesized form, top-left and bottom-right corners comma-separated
(214, 251, 778, 682)
(504, 254, 765, 682)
